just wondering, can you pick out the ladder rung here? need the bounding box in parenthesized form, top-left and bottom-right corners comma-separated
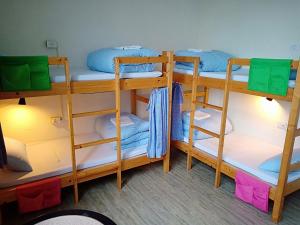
(136, 95, 149, 103)
(72, 109, 117, 118)
(76, 163, 119, 179)
(192, 125, 220, 138)
(74, 137, 117, 149)
(194, 101, 223, 111)
(295, 128, 300, 137)
(196, 92, 206, 97)
(184, 91, 206, 97)
(289, 161, 300, 172)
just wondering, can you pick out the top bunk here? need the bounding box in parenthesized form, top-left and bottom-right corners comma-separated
(174, 56, 300, 101)
(0, 52, 173, 100)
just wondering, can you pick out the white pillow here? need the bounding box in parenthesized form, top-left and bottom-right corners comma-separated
(4, 137, 32, 172)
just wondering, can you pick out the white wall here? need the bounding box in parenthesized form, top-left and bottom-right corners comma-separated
(196, 0, 300, 147)
(0, 0, 202, 142)
(0, 0, 202, 66)
(196, 0, 300, 59)
(0, 0, 300, 146)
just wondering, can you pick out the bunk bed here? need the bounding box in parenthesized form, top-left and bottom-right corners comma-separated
(172, 56, 300, 223)
(0, 52, 173, 219)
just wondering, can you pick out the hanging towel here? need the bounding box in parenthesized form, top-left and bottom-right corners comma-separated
(0, 123, 7, 168)
(235, 170, 270, 212)
(16, 177, 61, 213)
(147, 87, 169, 158)
(248, 58, 292, 96)
(171, 83, 184, 141)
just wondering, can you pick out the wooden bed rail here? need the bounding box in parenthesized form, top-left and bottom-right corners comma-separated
(289, 162, 300, 172)
(48, 57, 69, 65)
(174, 56, 200, 64)
(117, 56, 168, 64)
(229, 58, 299, 69)
(135, 95, 149, 104)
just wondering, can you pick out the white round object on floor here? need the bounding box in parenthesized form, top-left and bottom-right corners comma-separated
(36, 215, 104, 225)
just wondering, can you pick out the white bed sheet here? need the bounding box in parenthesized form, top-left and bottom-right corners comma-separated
(0, 133, 147, 188)
(49, 67, 162, 83)
(186, 133, 300, 186)
(174, 67, 296, 88)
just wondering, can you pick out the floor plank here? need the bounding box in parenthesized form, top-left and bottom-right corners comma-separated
(3, 150, 300, 225)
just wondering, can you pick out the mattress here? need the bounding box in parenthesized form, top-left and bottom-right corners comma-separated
(187, 133, 300, 186)
(0, 133, 147, 188)
(49, 67, 162, 83)
(174, 67, 296, 88)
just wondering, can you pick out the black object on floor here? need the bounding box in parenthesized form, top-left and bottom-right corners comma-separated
(23, 209, 117, 225)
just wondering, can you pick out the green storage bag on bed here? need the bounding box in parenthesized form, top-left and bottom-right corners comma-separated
(248, 58, 292, 96)
(0, 64, 31, 91)
(0, 56, 51, 91)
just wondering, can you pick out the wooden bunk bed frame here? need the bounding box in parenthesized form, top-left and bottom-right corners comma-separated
(172, 56, 300, 223)
(0, 51, 174, 223)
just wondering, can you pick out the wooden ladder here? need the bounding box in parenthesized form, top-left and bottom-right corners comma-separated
(65, 59, 122, 203)
(272, 61, 300, 223)
(187, 58, 231, 190)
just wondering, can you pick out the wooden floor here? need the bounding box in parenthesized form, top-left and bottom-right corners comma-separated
(3, 150, 300, 225)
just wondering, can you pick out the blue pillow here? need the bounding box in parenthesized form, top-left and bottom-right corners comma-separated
(259, 149, 300, 173)
(175, 50, 241, 72)
(87, 48, 159, 73)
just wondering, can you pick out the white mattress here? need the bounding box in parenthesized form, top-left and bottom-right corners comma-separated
(0, 133, 147, 188)
(187, 133, 300, 186)
(174, 67, 296, 88)
(49, 67, 162, 83)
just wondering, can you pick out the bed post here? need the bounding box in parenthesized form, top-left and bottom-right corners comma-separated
(214, 59, 231, 188)
(64, 59, 79, 204)
(163, 51, 173, 173)
(187, 58, 200, 170)
(203, 87, 209, 106)
(272, 61, 300, 223)
(131, 90, 137, 115)
(114, 58, 122, 190)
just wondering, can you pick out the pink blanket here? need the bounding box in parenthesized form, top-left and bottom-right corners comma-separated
(235, 170, 270, 212)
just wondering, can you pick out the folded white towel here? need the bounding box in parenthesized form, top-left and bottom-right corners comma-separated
(194, 110, 211, 121)
(110, 116, 134, 127)
(115, 45, 142, 50)
(187, 49, 213, 53)
(188, 48, 203, 52)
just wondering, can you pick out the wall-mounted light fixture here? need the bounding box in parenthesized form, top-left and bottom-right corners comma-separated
(18, 98, 26, 105)
(266, 97, 273, 102)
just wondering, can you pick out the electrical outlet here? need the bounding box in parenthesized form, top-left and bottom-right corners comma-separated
(46, 40, 58, 49)
(51, 116, 63, 126)
(277, 122, 288, 130)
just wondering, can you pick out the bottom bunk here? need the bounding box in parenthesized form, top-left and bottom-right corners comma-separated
(172, 133, 300, 199)
(0, 133, 163, 204)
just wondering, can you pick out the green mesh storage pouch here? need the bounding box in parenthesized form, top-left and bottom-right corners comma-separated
(0, 56, 51, 91)
(248, 58, 292, 96)
(0, 64, 31, 91)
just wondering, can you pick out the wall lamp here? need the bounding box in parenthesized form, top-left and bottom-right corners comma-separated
(18, 98, 26, 105)
(266, 97, 273, 102)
